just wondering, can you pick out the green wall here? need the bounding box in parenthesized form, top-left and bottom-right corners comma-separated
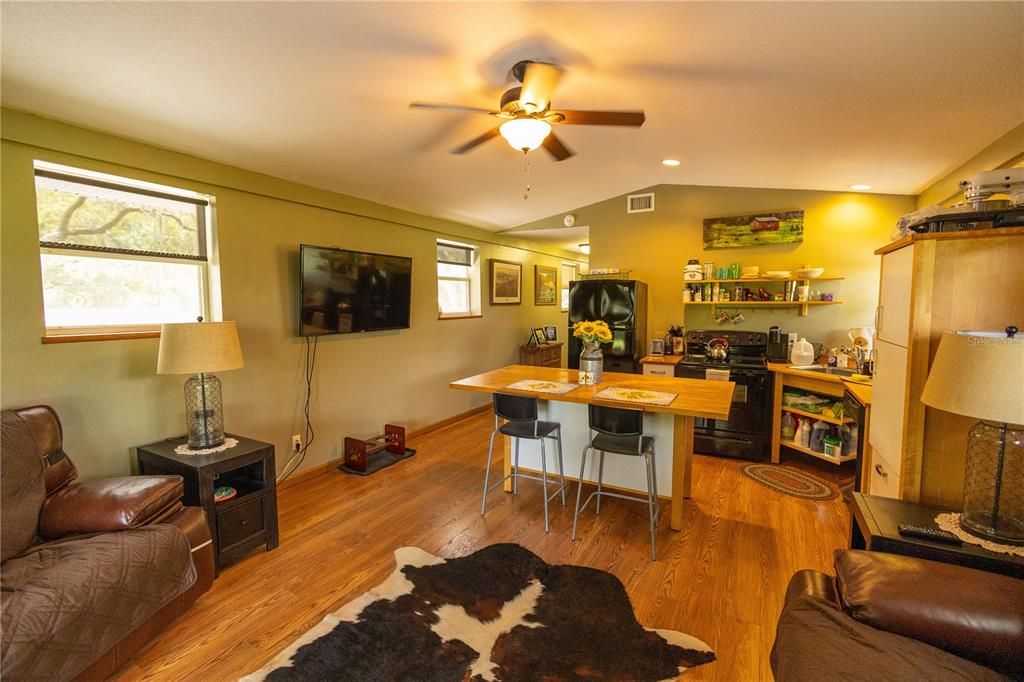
(516, 184, 917, 349)
(1, 109, 585, 480)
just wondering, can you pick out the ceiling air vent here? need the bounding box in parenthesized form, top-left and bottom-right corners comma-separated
(627, 192, 655, 214)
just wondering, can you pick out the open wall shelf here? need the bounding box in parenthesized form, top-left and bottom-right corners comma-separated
(683, 275, 844, 317)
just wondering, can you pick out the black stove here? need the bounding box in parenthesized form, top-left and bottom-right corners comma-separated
(678, 330, 768, 369)
(674, 329, 771, 461)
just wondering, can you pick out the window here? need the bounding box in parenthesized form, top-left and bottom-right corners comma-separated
(560, 263, 578, 311)
(436, 240, 480, 318)
(34, 162, 215, 338)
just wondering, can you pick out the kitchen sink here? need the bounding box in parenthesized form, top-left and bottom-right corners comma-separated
(790, 365, 860, 377)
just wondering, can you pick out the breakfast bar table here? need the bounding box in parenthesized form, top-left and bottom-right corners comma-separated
(450, 365, 734, 531)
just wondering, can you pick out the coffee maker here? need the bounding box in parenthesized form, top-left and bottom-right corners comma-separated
(767, 326, 790, 362)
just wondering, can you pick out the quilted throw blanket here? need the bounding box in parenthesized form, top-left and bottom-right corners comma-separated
(1, 524, 196, 681)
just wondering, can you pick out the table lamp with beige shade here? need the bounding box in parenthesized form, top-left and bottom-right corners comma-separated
(158, 319, 244, 450)
(921, 326, 1023, 546)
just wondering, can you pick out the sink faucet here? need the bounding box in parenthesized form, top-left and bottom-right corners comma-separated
(840, 345, 868, 374)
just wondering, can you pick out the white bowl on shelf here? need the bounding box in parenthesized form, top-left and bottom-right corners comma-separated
(795, 267, 825, 279)
(764, 270, 791, 279)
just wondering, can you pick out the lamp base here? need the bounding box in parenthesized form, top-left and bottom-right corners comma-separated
(959, 420, 1024, 547)
(184, 373, 225, 450)
(959, 512, 1024, 547)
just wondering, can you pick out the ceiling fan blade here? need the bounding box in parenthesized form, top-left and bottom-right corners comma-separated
(450, 127, 502, 154)
(519, 61, 563, 113)
(553, 110, 646, 126)
(542, 132, 574, 162)
(409, 102, 498, 115)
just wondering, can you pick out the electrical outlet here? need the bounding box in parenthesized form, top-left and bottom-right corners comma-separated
(291, 435, 303, 453)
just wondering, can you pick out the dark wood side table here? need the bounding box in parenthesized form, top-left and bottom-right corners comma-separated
(850, 492, 1023, 579)
(519, 342, 563, 368)
(136, 434, 279, 575)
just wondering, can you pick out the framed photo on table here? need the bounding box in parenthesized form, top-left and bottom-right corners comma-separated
(532, 328, 547, 345)
(543, 325, 557, 342)
(490, 259, 522, 305)
(534, 265, 558, 306)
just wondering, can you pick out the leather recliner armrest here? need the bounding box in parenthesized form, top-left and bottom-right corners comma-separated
(38, 475, 184, 540)
(835, 549, 1024, 676)
(784, 569, 841, 609)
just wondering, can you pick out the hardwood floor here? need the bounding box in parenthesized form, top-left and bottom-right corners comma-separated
(113, 411, 852, 681)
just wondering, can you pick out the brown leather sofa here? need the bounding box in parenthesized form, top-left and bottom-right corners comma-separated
(1, 406, 215, 681)
(772, 549, 1024, 681)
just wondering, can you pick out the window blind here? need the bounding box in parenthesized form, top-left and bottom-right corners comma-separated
(436, 242, 473, 266)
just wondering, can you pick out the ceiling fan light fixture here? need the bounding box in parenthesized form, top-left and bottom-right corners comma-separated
(499, 118, 552, 152)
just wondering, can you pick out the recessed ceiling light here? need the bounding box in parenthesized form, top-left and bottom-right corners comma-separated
(849, 184, 872, 191)
(662, 159, 681, 167)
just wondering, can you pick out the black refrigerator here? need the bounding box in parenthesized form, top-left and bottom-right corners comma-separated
(567, 279, 647, 374)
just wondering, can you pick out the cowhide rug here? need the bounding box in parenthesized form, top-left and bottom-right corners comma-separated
(243, 543, 714, 681)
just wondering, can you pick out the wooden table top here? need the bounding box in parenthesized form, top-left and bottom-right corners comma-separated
(450, 364, 734, 420)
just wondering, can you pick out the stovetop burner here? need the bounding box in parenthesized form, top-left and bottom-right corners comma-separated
(679, 329, 769, 370)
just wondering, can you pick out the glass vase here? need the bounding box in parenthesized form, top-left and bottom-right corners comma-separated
(578, 342, 604, 385)
(960, 421, 1024, 545)
(184, 372, 225, 449)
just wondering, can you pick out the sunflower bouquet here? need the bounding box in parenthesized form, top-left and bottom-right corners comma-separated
(572, 320, 612, 346)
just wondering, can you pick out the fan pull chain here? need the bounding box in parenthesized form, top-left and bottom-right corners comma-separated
(522, 151, 531, 200)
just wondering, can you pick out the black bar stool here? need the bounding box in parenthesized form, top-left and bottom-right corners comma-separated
(572, 404, 661, 560)
(481, 393, 567, 532)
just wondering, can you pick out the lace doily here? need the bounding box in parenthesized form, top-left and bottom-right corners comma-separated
(934, 512, 1024, 557)
(174, 437, 239, 456)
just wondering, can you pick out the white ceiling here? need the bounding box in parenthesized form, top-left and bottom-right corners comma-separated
(2, 2, 1022, 233)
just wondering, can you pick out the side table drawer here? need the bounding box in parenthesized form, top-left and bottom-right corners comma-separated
(217, 496, 265, 549)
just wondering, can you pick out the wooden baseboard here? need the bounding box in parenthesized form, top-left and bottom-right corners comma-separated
(277, 460, 335, 490)
(277, 404, 490, 488)
(407, 404, 490, 439)
(513, 464, 671, 504)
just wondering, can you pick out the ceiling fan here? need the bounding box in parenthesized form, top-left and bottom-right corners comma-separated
(410, 60, 645, 161)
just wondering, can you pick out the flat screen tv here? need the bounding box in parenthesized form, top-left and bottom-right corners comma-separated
(299, 244, 412, 336)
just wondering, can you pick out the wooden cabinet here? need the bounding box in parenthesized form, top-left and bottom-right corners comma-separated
(867, 228, 1024, 505)
(643, 364, 673, 377)
(876, 247, 913, 347)
(868, 338, 908, 500)
(519, 342, 563, 368)
(639, 355, 683, 377)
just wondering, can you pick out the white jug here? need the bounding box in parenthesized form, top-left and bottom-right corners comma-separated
(790, 337, 815, 365)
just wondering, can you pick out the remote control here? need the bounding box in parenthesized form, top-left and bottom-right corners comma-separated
(897, 524, 962, 545)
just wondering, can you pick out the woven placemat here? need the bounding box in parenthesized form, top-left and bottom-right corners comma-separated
(594, 386, 677, 406)
(935, 513, 1024, 557)
(505, 380, 579, 395)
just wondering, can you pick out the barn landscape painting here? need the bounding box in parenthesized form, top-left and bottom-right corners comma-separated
(703, 210, 804, 249)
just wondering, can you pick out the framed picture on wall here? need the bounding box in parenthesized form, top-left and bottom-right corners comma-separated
(490, 259, 522, 305)
(534, 265, 558, 306)
(543, 325, 557, 342)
